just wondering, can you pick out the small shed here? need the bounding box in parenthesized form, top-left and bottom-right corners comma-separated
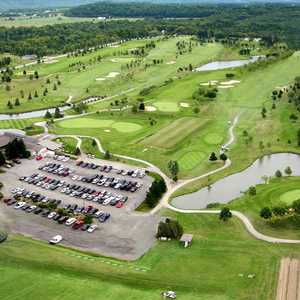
(180, 234, 193, 248)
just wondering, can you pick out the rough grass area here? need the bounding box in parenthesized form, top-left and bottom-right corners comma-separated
(55, 137, 77, 155)
(141, 117, 208, 149)
(228, 177, 300, 239)
(81, 138, 103, 158)
(1, 211, 300, 300)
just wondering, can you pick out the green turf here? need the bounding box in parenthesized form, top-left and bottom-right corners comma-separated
(153, 101, 179, 112)
(178, 151, 206, 170)
(1, 209, 300, 300)
(55, 137, 78, 155)
(59, 118, 142, 133)
(227, 177, 300, 239)
(279, 189, 300, 205)
(204, 133, 224, 145)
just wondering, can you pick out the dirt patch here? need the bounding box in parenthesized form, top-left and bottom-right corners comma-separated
(276, 257, 300, 300)
(96, 78, 106, 81)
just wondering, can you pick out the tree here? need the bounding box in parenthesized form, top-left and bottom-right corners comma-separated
(248, 186, 256, 196)
(139, 102, 145, 110)
(284, 166, 292, 176)
(272, 206, 287, 217)
(15, 98, 20, 106)
(34, 91, 38, 98)
(74, 147, 81, 156)
(168, 160, 179, 180)
(54, 107, 62, 118)
(292, 199, 300, 214)
(209, 152, 218, 161)
(7, 101, 13, 109)
(84, 215, 93, 224)
(275, 170, 282, 178)
(219, 207, 232, 221)
(44, 111, 52, 119)
(131, 103, 138, 113)
(92, 139, 97, 146)
(297, 129, 300, 146)
(104, 150, 111, 159)
(261, 107, 267, 118)
(260, 207, 272, 219)
(0, 151, 5, 166)
(220, 153, 227, 161)
(156, 219, 183, 239)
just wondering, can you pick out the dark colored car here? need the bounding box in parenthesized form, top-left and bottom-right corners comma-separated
(58, 216, 68, 224)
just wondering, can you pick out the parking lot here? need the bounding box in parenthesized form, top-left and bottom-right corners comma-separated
(0, 156, 158, 260)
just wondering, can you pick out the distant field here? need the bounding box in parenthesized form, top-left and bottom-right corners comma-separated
(141, 117, 208, 149)
(0, 16, 97, 27)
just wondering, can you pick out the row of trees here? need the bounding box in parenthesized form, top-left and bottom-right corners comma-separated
(145, 174, 167, 208)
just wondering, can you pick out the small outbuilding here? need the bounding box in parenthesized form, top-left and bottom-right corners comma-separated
(180, 234, 193, 248)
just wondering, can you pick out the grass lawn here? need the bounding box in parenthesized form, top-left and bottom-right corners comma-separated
(0, 117, 43, 131)
(55, 137, 78, 155)
(81, 137, 103, 158)
(227, 177, 300, 240)
(1, 210, 300, 300)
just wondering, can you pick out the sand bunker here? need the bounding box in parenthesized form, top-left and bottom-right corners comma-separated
(96, 78, 106, 81)
(218, 85, 234, 89)
(200, 80, 218, 86)
(44, 60, 58, 64)
(106, 72, 120, 78)
(180, 102, 190, 108)
(166, 60, 176, 65)
(145, 106, 157, 112)
(220, 80, 241, 85)
(110, 45, 119, 48)
(110, 59, 118, 63)
(104, 129, 111, 133)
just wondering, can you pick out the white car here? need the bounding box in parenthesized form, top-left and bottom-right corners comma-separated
(49, 235, 63, 244)
(87, 224, 98, 233)
(14, 201, 26, 209)
(48, 211, 57, 219)
(65, 218, 76, 226)
(72, 175, 78, 181)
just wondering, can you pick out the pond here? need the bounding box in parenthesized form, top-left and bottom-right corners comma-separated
(0, 105, 71, 121)
(195, 56, 262, 72)
(172, 153, 300, 210)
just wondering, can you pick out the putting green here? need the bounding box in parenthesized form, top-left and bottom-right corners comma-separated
(204, 133, 223, 145)
(178, 151, 206, 170)
(59, 118, 142, 133)
(111, 122, 142, 133)
(279, 189, 300, 205)
(153, 102, 179, 112)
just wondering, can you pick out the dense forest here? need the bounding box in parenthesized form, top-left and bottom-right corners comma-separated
(0, 3, 300, 56)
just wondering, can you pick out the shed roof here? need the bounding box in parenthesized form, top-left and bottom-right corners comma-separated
(180, 234, 193, 243)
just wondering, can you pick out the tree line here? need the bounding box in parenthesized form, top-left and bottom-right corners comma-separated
(1, 4, 300, 57)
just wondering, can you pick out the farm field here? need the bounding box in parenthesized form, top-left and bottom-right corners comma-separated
(0, 15, 97, 27)
(1, 211, 299, 300)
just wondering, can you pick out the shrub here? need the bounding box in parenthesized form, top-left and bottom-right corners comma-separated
(156, 218, 183, 239)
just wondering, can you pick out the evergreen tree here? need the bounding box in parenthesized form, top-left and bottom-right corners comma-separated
(209, 152, 218, 161)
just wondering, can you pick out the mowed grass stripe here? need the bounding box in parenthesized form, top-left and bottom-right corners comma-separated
(141, 117, 208, 149)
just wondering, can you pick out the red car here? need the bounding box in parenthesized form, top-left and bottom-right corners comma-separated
(72, 220, 84, 230)
(3, 198, 11, 203)
(36, 155, 43, 161)
(116, 201, 124, 208)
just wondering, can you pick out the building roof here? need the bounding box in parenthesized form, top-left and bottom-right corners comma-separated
(180, 234, 193, 243)
(0, 135, 11, 148)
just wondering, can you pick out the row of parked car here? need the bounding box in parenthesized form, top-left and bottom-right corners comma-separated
(71, 173, 142, 193)
(39, 162, 73, 177)
(3, 197, 98, 232)
(20, 173, 129, 208)
(76, 160, 146, 178)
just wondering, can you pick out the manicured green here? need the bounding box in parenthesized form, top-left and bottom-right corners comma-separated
(279, 189, 300, 205)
